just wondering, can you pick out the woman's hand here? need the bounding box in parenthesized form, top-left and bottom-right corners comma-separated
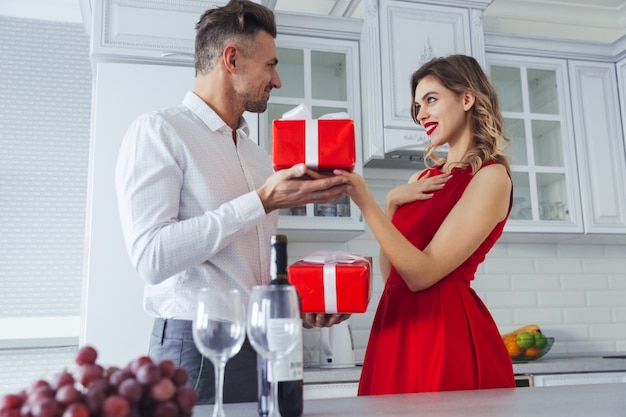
(385, 170, 450, 218)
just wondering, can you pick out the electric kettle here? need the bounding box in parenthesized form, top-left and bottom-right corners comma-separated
(320, 319, 356, 368)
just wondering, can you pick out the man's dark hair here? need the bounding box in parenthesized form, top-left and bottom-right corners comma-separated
(194, 0, 277, 74)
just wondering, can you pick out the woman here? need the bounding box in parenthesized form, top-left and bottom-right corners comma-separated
(335, 55, 515, 395)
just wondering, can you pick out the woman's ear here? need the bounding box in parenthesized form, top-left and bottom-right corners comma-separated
(462, 90, 476, 111)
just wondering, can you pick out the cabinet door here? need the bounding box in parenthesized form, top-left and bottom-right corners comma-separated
(380, 0, 471, 133)
(91, 0, 219, 62)
(487, 54, 583, 233)
(259, 35, 364, 242)
(361, 0, 488, 167)
(568, 60, 626, 233)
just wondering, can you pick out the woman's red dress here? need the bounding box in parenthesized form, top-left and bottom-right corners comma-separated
(358, 162, 515, 395)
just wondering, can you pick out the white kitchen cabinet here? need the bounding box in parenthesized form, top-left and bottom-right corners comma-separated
(90, 0, 219, 63)
(485, 33, 626, 239)
(259, 30, 365, 242)
(361, 0, 492, 168)
(618, 56, 626, 159)
(569, 60, 626, 233)
(533, 371, 626, 387)
(304, 382, 358, 400)
(487, 54, 583, 234)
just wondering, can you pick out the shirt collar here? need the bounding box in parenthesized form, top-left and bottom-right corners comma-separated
(182, 91, 250, 136)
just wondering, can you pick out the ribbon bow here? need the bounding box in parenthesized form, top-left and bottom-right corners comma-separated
(300, 251, 369, 314)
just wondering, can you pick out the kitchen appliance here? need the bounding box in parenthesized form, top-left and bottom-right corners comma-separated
(320, 319, 355, 368)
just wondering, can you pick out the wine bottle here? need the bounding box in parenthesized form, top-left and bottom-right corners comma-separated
(257, 234, 304, 417)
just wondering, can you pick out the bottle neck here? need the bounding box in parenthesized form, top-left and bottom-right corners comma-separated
(270, 234, 288, 283)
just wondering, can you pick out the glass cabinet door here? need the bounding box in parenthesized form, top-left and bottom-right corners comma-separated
(487, 54, 581, 232)
(258, 34, 363, 241)
(261, 38, 358, 220)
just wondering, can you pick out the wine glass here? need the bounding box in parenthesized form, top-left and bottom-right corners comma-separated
(247, 285, 302, 417)
(193, 288, 246, 417)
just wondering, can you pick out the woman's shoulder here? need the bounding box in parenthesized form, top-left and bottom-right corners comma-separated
(472, 162, 511, 192)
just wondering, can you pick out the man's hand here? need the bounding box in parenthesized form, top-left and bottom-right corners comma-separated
(302, 313, 351, 328)
(257, 164, 350, 213)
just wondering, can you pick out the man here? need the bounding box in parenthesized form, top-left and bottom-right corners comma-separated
(115, 0, 349, 405)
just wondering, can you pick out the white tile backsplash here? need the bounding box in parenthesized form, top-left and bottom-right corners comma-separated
(296, 174, 626, 365)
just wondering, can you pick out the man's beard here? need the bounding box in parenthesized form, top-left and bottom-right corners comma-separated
(245, 99, 268, 113)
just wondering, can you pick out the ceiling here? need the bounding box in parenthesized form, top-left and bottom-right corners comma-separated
(1, 0, 625, 44)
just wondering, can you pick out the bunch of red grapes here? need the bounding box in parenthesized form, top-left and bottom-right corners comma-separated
(0, 346, 197, 417)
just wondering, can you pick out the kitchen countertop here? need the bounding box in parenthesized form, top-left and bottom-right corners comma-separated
(303, 353, 626, 384)
(196, 382, 626, 416)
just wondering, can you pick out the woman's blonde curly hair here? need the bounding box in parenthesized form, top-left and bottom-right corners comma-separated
(410, 54, 511, 174)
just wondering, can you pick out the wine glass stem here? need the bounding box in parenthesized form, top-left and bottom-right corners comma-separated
(213, 361, 227, 417)
(269, 358, 280, 417)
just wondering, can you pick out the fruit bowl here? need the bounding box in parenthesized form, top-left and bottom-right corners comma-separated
(509, 336, 554, 362)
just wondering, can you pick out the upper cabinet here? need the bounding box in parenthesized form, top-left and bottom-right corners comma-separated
(485, 35, 626, 237)
(90, 0, 215, 63)
(361, 0, 492, 169)
(487, 54, 583, 233)
(258, 17, 366, 242)
(568, 60, 626, 234)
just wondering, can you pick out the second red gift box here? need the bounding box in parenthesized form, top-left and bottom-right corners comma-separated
(287, 252, 372, 314)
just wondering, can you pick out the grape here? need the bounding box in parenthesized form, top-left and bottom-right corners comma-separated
(7, 345, 198, 417)
(153, 401, 178, 417)
(109, 369, 132, 389)
(158, 360, 176, 379)
(149, 378, 176, 402)
(171, 368, 189, 387)
(101, 395, 130, 417)
(85, 387, 106, 415)
(55, 385, 83, 405)
(30, 397, 59, 417)
(61, 403, 89, 417)
(135, 363, 160, 386)
(51, 371, 75, 390)
(28, 380, 51, 395)
(0, 394, 23, 412)
(75, 346, 98, 366)
(0, 408, 21, 417)
(27, 386, 55, 406)
(128, 357, 153, 375)
(78, 364, 104, 387)
(117, 379, 143, 404)
(127, 409, 141, 417)
(174, 386, 197, 413)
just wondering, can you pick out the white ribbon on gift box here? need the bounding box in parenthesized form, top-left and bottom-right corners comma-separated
(281, 104, 351, 170)
(300, 250, 368, 314)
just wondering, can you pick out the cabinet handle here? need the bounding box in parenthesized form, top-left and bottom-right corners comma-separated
(161, 52, 194, 59)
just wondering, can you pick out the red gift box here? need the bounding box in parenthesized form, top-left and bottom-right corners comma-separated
(272, 119, 356, 172)
(287, 252, 372, 314)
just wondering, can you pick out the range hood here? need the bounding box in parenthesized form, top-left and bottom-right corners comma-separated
(363, 128, 448, 170)
(364, 149, 430, 170)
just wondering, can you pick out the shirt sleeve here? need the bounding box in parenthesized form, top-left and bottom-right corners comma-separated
(115, 113, 267, 285)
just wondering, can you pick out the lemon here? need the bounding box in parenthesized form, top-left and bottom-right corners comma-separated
(534, 332, 548, 350)
(516, 331, 535, 349)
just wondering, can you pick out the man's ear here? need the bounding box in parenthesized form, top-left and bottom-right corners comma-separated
(463, 90, 476, 111)
(223, 45, 238, 73)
